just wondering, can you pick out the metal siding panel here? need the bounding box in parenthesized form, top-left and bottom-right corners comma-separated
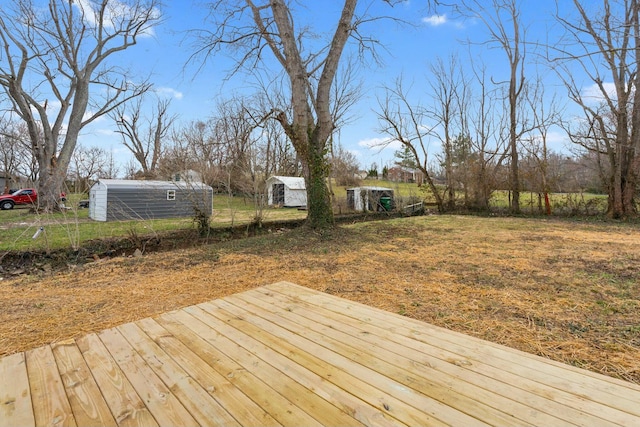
(284, 189, 307, 207)
(89, 184, 108, 221)
(105, 187, 213, 221)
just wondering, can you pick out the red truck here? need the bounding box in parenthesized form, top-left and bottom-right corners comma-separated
(0, 188, 38, 210)
(0, 188, 68, 210)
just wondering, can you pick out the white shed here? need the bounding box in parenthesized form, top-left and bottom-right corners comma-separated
(89, 179, 213, 222)
(266, 176, 307, 207)
(347, 186, 394, 212)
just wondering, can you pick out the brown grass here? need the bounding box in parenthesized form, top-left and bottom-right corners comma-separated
(1, 215, 639, 384)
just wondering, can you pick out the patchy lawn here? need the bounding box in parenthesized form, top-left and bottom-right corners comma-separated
(1, 215, 639, 384)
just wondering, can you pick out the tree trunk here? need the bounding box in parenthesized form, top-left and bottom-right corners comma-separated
(509, 77, 520, 214)
(305, 136, 334, 229)
(445, 133, 455, 210)
(268, 0, 356, 229)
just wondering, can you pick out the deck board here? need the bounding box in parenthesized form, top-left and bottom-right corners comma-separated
(2, 281, 640, 426)
(248, 284, 627, 426)
(264, 282, 640, 420)
(234, 287, 588, 426)
(25, 345, 77, 427)
(0, 352, 35, 427)
(51, 340, 117, 427)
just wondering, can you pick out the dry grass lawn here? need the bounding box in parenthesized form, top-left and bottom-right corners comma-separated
(1, 215, 639, 385)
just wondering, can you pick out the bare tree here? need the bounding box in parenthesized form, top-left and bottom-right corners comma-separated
(429, 55, 466, 209)
(259, 117, 300, 178)
(69, 145, 110, 193)
(213, 97, 266, 194)
(376, 78, 446, 212)
(113, 97, 177, 179)
(556, 0, 640, 218)
(331, 143, 361, 187)
(0, 0, 160, 210)
(466, 0, 528, 213)
(166, 119, 225, 190)
(0, 117, 29, 191)
(466, 62, 505, 210)
(102, 149, 121, 180)
(194, 0, 388, 229)
(0, 118, 39, 185)
(520, 79, 561, 215)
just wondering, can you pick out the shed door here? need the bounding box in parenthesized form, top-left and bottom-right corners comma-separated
(272, 183, 285, 204)
(347, 189, 355, 210)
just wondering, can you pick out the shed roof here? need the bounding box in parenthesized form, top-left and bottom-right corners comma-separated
(347, 186, 394, 192)
(96, 179, 211, 190)
(267, 176, 306, 190)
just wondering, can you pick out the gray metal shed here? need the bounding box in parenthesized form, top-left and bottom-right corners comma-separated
(88, 179, 213, 222)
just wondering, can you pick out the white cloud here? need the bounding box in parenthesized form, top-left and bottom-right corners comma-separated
(74, 0, 158, 38)
(358, 137, 402, 151)
(582, 82, 616, 104)
(96, 128, 115, 136)
(422, 14, 447, 26)
(527, 130, 567, 144)
(82, 110, 111, 123)
(111, 146, 129, 154)
(155, 87, 184, 100)
(545, 130, 569, 145)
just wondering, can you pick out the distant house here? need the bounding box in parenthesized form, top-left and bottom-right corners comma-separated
(388, 166, 424, 185)
(266, 176, 307, 207)
(356, 170, 369, 180)
(89, 179, 213, 222)
(172, 169, 202, 183)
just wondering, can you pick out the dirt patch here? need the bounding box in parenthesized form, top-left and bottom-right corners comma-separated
(1, 215, 639, 385)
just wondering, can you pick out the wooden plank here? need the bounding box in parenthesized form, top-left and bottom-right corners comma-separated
(250, 285, 629, 426)
(156, 309, 324, 427)
(116, 321, 241, 426)
(267, 282, 640, 414)
(97, 327, 198, 426)
(187, 302, 428, 427)
(76, 333, 158, 427)
(5, 281, 639, 427)
(0, 352, 35, 427)
(271, 281, 640, 392)
(234, 289, 584, 426)
(168, 306, 367, 427)
(136, 317, 281, 427)
(51, 340, 117, 427)
(206, 297, 530, 427)
(194, 300, 489, 427)
(178, 304, 404, 427)
(25, 345, 76, 427)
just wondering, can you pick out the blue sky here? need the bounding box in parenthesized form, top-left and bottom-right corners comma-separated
(76, 0, 589, 172)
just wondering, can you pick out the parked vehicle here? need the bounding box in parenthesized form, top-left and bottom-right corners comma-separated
(0, 188, 37, 210)
(0, 188, 69, 210)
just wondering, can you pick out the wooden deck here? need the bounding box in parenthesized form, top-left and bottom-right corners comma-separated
(2, 281, 640, 427)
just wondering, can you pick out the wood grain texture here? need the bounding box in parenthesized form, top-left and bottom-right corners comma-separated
(25, 345, 76, 427)
(51, 340, 117, 427)
(76, 333, 157, 427)
(3, 281, 640, 427)
(0, 352, 34, 427)
(97, 327, 197, 426)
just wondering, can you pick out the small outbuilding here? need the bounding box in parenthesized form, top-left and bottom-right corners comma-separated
(347, 186, 394, 212)
(88, 179, 213, 222)
(266, 176, 307, 207)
